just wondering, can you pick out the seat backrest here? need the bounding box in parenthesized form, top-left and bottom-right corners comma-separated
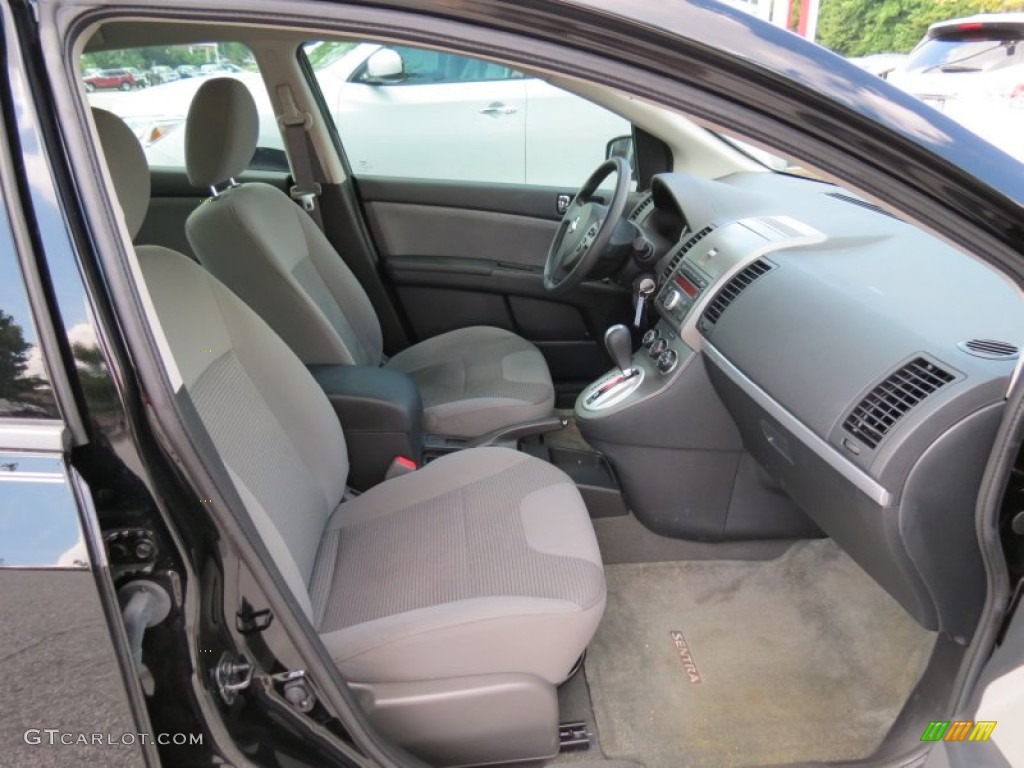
(183, 78, 383, 367)
(94, 108, 348, 617)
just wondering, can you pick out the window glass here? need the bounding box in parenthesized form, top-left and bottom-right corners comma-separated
(885, 26, 1024, 164)
(304, 40, 632, 186)
(354, 46, 517, 84)
(904, 35, 1024, 74)
(79, 44, 288, 173)
(0, 206, 59, 419)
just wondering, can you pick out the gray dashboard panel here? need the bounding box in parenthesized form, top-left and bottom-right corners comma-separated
(640, 169, 1021, 634)
(653, 170, 1020, 495)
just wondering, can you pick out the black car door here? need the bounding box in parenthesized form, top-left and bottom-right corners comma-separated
(0, 83, 147, 767)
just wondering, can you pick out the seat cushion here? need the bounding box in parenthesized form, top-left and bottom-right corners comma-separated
(385, 327, 555, 438)
(314, 447, 605, 684)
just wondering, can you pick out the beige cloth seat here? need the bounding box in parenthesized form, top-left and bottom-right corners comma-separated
(93, 106, 604, 692)
(182, 78, 555, 438)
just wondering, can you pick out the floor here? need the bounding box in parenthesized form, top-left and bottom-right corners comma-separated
(592, 514, 796, 565)
(556, 539, 936, 768)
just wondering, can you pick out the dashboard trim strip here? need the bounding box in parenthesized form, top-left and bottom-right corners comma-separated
(704, 344, 894, 507)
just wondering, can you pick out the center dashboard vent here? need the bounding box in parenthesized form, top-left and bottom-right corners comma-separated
(842, 357, 956, 449)
(660, 226, 714, 281)
(628, 195, 654, 222)
(699, 259, 774, 331)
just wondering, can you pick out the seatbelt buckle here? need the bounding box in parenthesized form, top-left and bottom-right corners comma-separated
(384, 456, 418, 481)
(290, 183, 322, 212)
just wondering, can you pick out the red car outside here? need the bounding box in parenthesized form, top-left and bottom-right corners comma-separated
(83, 68, 136, 91)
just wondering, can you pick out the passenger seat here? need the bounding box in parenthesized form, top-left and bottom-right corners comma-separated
(182, 78, 556, 439)
(92, 107, 605, 767)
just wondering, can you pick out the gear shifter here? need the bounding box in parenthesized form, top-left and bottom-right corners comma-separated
(604, 324, 635, 376)
(583, 324, 644, 410)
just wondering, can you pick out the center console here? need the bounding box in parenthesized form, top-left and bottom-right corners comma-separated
(573, 217, 824, 540)
(308, 364, 423, 491)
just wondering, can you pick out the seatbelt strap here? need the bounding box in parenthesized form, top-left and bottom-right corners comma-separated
(276, 83, 324, 230)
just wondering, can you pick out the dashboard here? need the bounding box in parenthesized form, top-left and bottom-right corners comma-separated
(590, 169, 1023, 641)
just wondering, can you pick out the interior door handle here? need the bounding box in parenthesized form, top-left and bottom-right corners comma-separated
(479, 102, 519, 116)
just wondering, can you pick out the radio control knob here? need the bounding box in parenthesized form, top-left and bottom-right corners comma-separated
(641, 328, 660, 349)
(662, 289, 682, 310)
(657, 349, 678, 374)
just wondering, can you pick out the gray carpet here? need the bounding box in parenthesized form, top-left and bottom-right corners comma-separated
(593, 514, 796, 565)
(584, 540, 936, 768)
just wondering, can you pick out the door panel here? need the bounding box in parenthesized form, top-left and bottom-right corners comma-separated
(365, 201, 557, 267)
(356, 176, 633, 397)
(355, 176, 576, 218)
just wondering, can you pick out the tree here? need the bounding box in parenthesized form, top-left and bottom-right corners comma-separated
(0, 309, 43, 398)
(219, 42, 253, 66)
(818, 0, 1024, 57)
(80, 48, 145, 70)
(304, 41, 356, 71)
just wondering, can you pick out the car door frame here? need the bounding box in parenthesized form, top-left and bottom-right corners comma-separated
(0, 6, 154, 760)
(32, 2, 1024, 767)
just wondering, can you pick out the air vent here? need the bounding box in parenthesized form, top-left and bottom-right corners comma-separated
(958, 339, 1020, 360)
(843, 357, 955, 449)
(660, 226, 714, 281)
(826, 191, 899, 220)
(699, 259, 774, 330)
(628, 196, 654, 222)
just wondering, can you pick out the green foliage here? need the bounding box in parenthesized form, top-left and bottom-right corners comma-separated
(818, 0, 1024, 56)
(80, 49, 145, 70)
(81, 43, 256, 73)
(304, 41, 357, 71)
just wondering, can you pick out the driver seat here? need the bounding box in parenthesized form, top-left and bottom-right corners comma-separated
(183, 78, 554, 439)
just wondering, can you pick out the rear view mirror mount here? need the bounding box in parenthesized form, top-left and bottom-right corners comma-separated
(605, 135, 636, 176)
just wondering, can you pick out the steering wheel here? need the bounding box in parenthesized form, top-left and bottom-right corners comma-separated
(544, 156, 632, 296)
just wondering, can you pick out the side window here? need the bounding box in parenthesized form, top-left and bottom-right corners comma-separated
(304, 40, 632, 186)
(354, 46, 518, 84)
(79, 44, 289, 173)
(0, 205, 59, 420)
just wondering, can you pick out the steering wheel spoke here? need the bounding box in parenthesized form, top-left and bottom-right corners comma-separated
(543, 157, 632, 296)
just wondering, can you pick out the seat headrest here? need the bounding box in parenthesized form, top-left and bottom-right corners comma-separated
(92, 108, 150, 240)
(185, 78, 259, 188)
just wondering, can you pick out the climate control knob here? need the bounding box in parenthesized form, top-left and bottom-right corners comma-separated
(641, 328, 661, 349)
(649, 338, 668, 358)
(657, 349, 678, 374)
(662, 290, 682, 310)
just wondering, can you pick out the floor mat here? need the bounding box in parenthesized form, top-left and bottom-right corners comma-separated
(585, 540, 936, 767)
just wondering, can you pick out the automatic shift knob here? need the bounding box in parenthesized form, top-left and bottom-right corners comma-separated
(604, 324, 634, 376)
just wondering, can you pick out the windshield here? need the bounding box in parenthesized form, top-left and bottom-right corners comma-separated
(905, 33, 1023, 73)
